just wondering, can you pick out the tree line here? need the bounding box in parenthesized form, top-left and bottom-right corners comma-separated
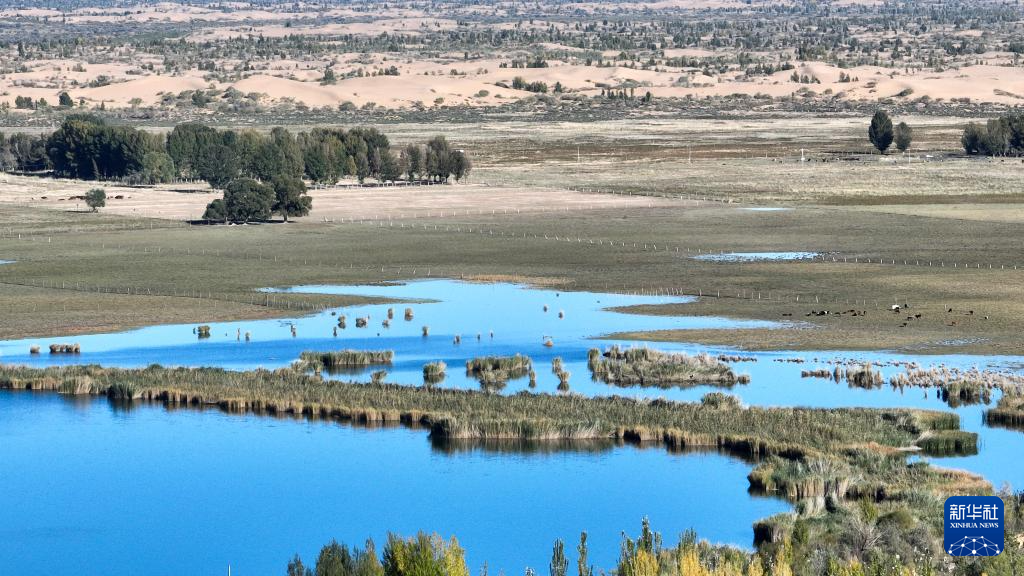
(0, 117, 472, 223)
(0, 117, 471, 188)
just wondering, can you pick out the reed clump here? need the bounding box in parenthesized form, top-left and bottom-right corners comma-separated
(939, 380, 992, 408)
(701, 392, 742, 409)
(845, 364, 884, 388)
(801, 369, 832, 379)
(889, 366, 1019, 407)
(551, 357, 564, 374)
(985, 394, 1024, 431)
(423, 362, 447, 385)
(916, 430, 979, 456)
(465, 355, 533, 389)
(748, 457, 854, 501)
(551, 357, 571, 391)
(556, 370, 571, 392)
(297, 350, 394, 372)
(588, 346, 744, 388)
(49, 343, 80, 354)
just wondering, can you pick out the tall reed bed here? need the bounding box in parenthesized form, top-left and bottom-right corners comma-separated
(985, 394, 1024, 431)
(0, 363, 963, 457)
(297, 350, 394, 372)
(588, 346, 746, 388)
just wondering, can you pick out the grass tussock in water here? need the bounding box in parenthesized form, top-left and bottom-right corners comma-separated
(49, 343, 80, 354)
(889, 366, 1017, 407)
(297, 350, 394, 372)
(588, 346, 747, 388)
(985, 394, 1024, 431)
(465, 355, 533, 390)
(552, 357, 571, 392)
(844, 364, 884, 389)
(423, 361, 446, 385)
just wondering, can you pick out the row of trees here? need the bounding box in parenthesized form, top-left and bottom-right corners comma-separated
(47, 114, 175, 183)
(167, 124, 470, 188)
(0, 118, 472, 190)
(962, 113, 1024, 156)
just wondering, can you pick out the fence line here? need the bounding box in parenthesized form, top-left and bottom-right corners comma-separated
(333, 217, 1023, 273)
(1, 199, 1020, 272)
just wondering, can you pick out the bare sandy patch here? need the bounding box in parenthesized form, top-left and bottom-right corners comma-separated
(0, 175, 216, 221)
(300, 183, 671, 221)
(0, 175, 669, 222)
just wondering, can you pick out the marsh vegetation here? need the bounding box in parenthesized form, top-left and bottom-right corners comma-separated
(588, 346, 747, 389)
(296, 350, 394, 373)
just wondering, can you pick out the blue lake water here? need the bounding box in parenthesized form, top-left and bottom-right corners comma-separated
(0, 391, 785, 575)
(1, 279, 1023, 574)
